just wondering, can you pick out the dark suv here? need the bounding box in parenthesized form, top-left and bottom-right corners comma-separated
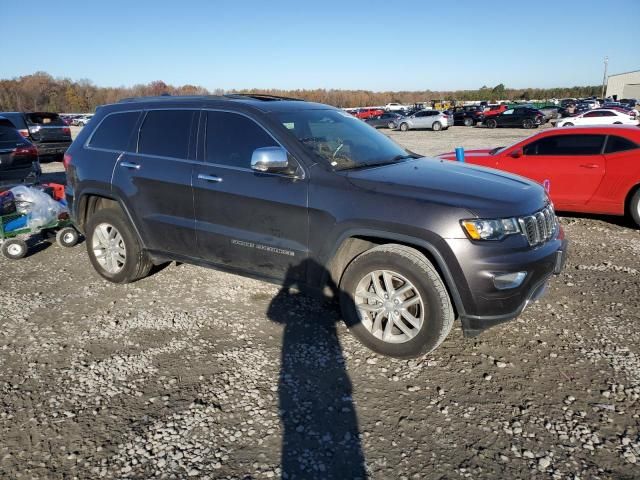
(0, 112, 73, 161)
(65, 95, 567, 358)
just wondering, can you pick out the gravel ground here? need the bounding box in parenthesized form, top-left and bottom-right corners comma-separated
(2, 124, 640, 479)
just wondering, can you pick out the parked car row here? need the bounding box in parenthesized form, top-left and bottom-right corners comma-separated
(0, 112, 72, 162)
(61, 114, 94, 126)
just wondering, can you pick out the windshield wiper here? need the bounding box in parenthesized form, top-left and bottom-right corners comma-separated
(339, 154, 418, 171)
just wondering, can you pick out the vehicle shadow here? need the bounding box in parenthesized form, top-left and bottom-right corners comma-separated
(266, 259, 367, 479)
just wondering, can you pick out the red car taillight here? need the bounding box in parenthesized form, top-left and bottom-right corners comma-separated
(18, 129, 29, 138)
(13, 145, 38, 157)
(63, 153, 72, 170)
(63, 127, 71, 135)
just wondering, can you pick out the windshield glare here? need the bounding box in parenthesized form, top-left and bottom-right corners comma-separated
(273, 109, 411, 170)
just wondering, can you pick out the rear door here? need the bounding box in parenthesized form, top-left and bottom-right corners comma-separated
(192, 109, 309, 281)
(498, 134, 606, 207)
(497, 109, 515, 126)
(111, 109, 197, 257)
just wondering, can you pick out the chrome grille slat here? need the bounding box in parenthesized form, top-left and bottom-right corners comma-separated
(520, 205, 557, 246)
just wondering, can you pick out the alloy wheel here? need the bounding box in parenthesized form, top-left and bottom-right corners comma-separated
(92, 223, 127, 274)
(354, 270, 424, 344)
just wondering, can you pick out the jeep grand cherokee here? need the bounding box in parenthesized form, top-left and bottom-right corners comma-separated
(65, 94, 567, 358)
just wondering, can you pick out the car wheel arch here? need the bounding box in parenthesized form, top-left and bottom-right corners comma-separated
(77, 191, 146, 248)
(322, 231, 466, 318)
(625, 183, 640, 216)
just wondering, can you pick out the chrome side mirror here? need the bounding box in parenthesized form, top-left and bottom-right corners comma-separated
(251, 147, 289, 173)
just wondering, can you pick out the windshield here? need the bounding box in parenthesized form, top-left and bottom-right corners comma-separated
(273, 109, 415, 170)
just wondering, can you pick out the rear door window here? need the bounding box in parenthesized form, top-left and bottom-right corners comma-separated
(205, 111, 277, 168)
(605, 135, 639, 154)
(523, 134, 605, 156)
(89, 111, 141, 151)
(138, 110, 195, 159)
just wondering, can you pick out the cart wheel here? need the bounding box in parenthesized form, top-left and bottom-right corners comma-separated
(2, 239, 28, 260)
(56, 227, 79, 248)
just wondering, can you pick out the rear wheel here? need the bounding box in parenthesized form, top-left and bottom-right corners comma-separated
(463, 117, 474, 127)
(85, 208, 152, 283)
(630, 189, 640, 228)
(613, 121, 622, 124)
(400, 123, 409, 132)
(432, 121, 442, 131)
(563, 122, 574, 127)
(485, 119, 497, 129)
(523, 119, 534, 129)
(339, 244, 454, 358)
(387, 121, 395, 129)
(1, 239, 28, 260)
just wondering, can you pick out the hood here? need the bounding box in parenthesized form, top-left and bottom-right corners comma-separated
(344, 157, 547, 218)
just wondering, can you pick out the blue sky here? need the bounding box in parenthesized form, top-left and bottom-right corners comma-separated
(3, 0, 639, 91)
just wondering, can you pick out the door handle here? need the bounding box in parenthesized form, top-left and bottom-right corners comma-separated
(198, 173, 223, 183)
(120, 161, 140, 170)
(579, 163, 599, 169)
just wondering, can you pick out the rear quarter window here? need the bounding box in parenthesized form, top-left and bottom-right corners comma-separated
(88, 111, 141, 151)
(605, 136, 639, 154)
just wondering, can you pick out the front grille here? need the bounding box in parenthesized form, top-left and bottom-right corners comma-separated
(518, 205, 557, 246)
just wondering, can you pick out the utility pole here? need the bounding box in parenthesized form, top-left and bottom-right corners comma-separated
(601, 56, 609, 100)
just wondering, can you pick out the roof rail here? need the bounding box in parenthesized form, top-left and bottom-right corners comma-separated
(224, 93, 304, 102)
(117, 95, 226, 103)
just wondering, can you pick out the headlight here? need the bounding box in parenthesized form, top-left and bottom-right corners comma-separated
(461, 217, 521, 241)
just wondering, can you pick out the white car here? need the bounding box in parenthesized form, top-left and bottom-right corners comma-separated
(556, 109, 638, 127)
(385, 103, 405, 111)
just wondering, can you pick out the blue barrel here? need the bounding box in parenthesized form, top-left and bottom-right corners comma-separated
(455, 147, 465, 162)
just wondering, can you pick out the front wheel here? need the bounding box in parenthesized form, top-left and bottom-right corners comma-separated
(399, 123, 409, 132)
(485, 119, 497, 129)
(563, 122, 574, 127)
(1, 239, 28, 260)
(630, 189, 640, 228)
(387, 121, 396, 129)
(463, 117, 474, 127)
(339, 244, 454, 358)
(432, 121, 442, 131)
(523, 119, 534, 129)
(85, 208, 152, 283)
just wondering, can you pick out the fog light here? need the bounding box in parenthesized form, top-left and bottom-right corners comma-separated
(492, 271, 527, 290)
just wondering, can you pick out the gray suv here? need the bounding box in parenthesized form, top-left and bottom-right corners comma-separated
(65, 94, 567, 358)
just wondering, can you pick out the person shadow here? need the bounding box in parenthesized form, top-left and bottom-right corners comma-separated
(266, 259, 367, 480)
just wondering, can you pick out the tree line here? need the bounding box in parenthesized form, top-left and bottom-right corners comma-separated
(0, 72, 602, 112)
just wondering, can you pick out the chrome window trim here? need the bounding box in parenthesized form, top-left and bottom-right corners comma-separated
(84, 109, 145, 152)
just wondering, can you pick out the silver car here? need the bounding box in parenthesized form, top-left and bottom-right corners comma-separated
(392, 110, 451, 131)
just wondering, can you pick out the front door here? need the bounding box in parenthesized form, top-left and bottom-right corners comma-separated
(193, 110, 309, 282)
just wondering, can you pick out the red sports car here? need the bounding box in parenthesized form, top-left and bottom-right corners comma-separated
(439, 125, 640, 226)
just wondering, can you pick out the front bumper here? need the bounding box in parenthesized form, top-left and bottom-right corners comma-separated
(444, 228, 568, 337)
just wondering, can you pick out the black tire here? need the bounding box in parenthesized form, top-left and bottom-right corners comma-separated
(2, 239, 28, 260)
(56, 227, 79, 248)
(485, 119, 497, 129)
(613, 121, 622, 124)
(339, 244, 454, 358)
(523, 119, 534, 129)
(399, 123, 409, 132)
(563, 122, 574, 127)
(630, 189, 640, 228)
(432, 121, 442, 131)
(463, 117, 474, 127)
(85, 208, 152, 283)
